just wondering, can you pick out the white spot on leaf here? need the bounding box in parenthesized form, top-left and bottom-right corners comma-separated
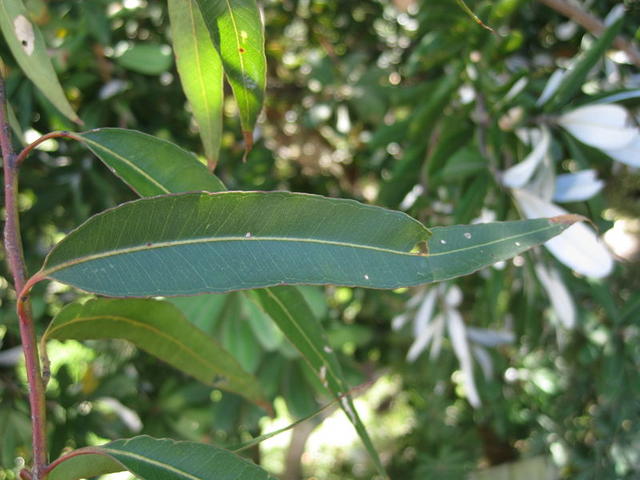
(14, 15, 35, 56)
(464, 232, 472, 239)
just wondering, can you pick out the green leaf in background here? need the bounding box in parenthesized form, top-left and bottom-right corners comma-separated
(0, 0, 79, 122)
(46, 435, 276, 480)
(169, 0, 224, 170)
(42, 298, 268, 409)
(252, 286, 387, 476)
(35, 191, 578, 296)
(75, 128, 225, 196)
(195, 0, 266, 153)
(543, 16, 623, 111)
(114, 43, 174, 76)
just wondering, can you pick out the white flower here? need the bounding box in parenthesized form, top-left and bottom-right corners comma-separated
(401, 285, 514, 408)
(558, 104, 640, 166)
(501, 127, 551, 188)
(513, 188, 614, 278)
(553, 170, 604, 203)
(534, 263, 576, 329)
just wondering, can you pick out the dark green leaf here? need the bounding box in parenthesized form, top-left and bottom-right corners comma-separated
(168, 0, 224, 168)
(76, 128, 225, 196)
(43, 298, 268, 408)
(36, 191, 578, 296)
(0, 0, 79, 122)
(543, 17, 623, 111)
(47, 436, 276, 480)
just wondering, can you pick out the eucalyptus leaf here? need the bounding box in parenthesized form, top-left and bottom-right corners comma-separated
(169, 0, 224, 168)
(35, 191, 579, 296)
(195, 0, 266, 149)
(76, 128, 225, 196)
(0, 0, 79, 122)
(46, 435, 276, 480)
(43, 298, 268, 409)
(543, 17, 623, 111)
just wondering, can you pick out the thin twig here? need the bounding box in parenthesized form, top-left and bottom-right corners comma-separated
(1, 78, 48, 479)
(16, 130, 81, 168)
(537, 0, 640, 67)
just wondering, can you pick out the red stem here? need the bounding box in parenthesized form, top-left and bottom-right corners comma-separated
(42, 447, 104, 476)
(1, 80, 48, 477)
(16, 130, 82, 168)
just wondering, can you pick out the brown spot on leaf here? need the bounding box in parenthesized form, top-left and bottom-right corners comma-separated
(238, 47, 246, 53)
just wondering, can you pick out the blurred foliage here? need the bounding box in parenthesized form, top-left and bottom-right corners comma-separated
(1, 0, 639, 479)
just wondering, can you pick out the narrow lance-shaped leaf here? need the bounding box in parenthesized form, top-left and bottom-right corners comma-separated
(0, 0, 79, 122)
(42, 298, 268, 409)
(33, 191, 580, 297)
(168, 0, 224, 170)
(543, 16, 623, 111)
(46, 435, 277, 480)
(81, 136, 386, 471)
(195, 0, 266, 155)
(74, 128, 225, 196)
(252, 286, 386, 476)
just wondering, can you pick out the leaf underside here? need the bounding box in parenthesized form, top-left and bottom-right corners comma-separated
(40, 191, 573, 297)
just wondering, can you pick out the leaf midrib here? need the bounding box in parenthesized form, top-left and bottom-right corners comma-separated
(101, 447, 214, 480)
(43, 235, 424, 275)
(43, 222, 558, 277)
(45, 314, 238, 380)
(80, 135, 170, 194)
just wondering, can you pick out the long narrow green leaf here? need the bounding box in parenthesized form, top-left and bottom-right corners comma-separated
(43, 298, 268, 409)
(543, 17, 623, 111)
(194, 0, 266, 150)
(0, 0, 79, 122)
(47, 435, 277, 480)
(168, 0, 224, 169)
(87, 135, 385, 471)
(75, 128, 225, 196)
(252, 286, 386, 476)
(36, 191, 578, 296)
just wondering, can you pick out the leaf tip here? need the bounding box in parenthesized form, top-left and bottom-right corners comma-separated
(549, 214, 586, 226)
(242, 130, 254, 163)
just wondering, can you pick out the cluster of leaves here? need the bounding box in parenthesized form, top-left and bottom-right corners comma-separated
(0, 0, 638, 479)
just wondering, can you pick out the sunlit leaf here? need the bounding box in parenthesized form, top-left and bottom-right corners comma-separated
(0, 0, 79, 122)
(168, 0, 224, 169)
(34, 191, 578, 296)
(43, 298, 268, 408)
(47, 436, 276, 480)
(195, 0, 266, 152)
